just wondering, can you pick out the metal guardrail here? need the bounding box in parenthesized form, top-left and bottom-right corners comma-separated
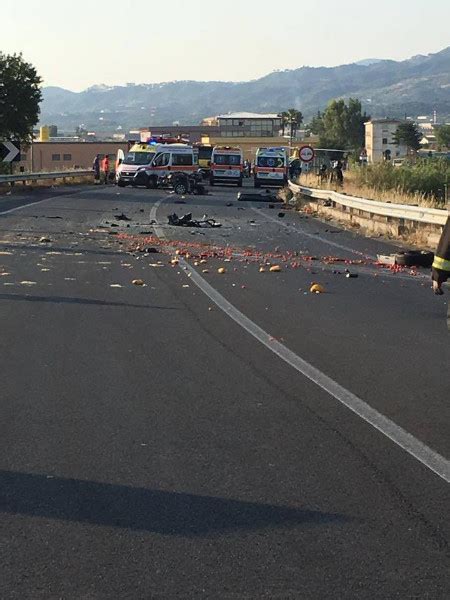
(289, 181, 448, 226)
(0, 170, 93, 184)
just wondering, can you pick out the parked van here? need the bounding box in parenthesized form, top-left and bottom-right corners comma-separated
(210, 146, 243, 187)
(254, 147, 288, 187)
(135, 144, 197, 188)
(116, 143, 157, 187)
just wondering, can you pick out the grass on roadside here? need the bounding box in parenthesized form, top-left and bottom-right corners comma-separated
(298, 167, 447, 209)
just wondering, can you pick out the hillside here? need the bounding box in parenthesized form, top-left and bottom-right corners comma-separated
(40, 46, 450, 130)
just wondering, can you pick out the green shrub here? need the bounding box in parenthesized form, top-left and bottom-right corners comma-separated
(353, 159, 449, 204)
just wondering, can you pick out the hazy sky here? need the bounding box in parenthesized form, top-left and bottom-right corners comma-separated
(2, 0, 449, 91)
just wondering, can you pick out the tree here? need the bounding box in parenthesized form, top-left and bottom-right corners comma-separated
(435, 124, 450, 149)
(316, 98, 369, 150)
(393, 122, 422, 152)
(279, 111, 289, 137)
(309, 111, 324, 136)
(280, 108, 303, 139)
(346, 98, 368, 149)
(0, 52, 42, 142)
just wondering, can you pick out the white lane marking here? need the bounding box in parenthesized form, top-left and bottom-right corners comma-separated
(0, 190, 82, 216)
(183, 261, 450, 483)
(150, 199, 165, 237)
(151, 197, 450, 484)
(251, 206, 375, 259)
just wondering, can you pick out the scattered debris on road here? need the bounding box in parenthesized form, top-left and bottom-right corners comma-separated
(132, 279, 145, 286)
(114, 213, 132, 221)
(310, 283, 326, 294)
(168, 213, 222, 228)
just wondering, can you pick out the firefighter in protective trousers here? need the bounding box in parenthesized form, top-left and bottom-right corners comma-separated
(432, 215, 450, 296)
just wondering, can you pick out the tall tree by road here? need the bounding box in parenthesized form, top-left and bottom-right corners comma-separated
(0, 52, 42, 141)
(435, 124, 450, 149)
(308, 98, 369, 150)
(393, 122, 422, 152)
(280, 109, 303, 139)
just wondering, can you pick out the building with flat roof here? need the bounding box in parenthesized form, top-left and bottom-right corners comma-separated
(18, 141, 129, 172)
(139, 125, 220, 144)
(213, 112, 282, 138)
(365, 119, 408, 163)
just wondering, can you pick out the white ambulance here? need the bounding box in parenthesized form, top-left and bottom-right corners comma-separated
(116, 143, 158, 187)
(136, 144, 197, 188)
(254, 147, 289, 188)
(209, 146, 244, 187)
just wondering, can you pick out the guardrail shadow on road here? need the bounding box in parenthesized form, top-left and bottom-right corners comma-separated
(0, 470, 349, 536)
(0, 294, 180, 311)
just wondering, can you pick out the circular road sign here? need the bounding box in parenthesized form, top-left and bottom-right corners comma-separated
(299, 145, 315, 162)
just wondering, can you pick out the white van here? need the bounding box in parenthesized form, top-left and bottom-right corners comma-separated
(137, 144, 197, 188)
(254, 147, 288, 188)
(116, 143, 157, 187)
(210, 146, 244, 187)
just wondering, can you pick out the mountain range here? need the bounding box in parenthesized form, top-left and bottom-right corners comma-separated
(40, 47, 450, 131)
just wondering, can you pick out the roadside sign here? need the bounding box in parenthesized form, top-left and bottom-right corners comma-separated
(299, 145, 315, 163)
(0, 141, 20, 162)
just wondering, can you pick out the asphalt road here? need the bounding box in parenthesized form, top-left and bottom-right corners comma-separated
(0, 182, 449, 599)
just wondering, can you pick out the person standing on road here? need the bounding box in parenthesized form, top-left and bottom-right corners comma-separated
(432, 215, 450, 296)
(93, 154, 100, 184)
(335, 160, 344, 186)
(102, 154, 110, 184)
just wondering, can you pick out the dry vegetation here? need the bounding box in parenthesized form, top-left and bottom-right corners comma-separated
(298, 161, 449, 209)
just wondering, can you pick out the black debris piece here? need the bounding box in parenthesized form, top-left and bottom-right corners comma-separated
(114, 213, 132, 221)
(167, 212, 222, 228)
(237, 192, 280, 202)
(278, 212, 285, 218)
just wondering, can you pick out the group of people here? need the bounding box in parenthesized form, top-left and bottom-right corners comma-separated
(92, 154, 110, 184)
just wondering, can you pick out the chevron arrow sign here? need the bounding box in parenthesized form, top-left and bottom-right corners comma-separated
(0, 141, 20, 162)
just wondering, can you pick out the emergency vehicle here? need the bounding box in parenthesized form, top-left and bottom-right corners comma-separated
(254, 147, 288, 188)
(193, 143, 213, 174)
(210, 146, 244, 187)
(116, 143, 158, 187)
(136, 144, 197, 188)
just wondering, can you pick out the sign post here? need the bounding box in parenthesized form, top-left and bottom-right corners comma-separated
(299, 145, 315, 163)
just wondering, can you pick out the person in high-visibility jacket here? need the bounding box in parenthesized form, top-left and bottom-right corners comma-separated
(102, 155, 110, 185)
(432, 216, 450, 295)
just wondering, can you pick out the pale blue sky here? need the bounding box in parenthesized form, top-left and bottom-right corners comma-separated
(3, 0, 449, 90)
